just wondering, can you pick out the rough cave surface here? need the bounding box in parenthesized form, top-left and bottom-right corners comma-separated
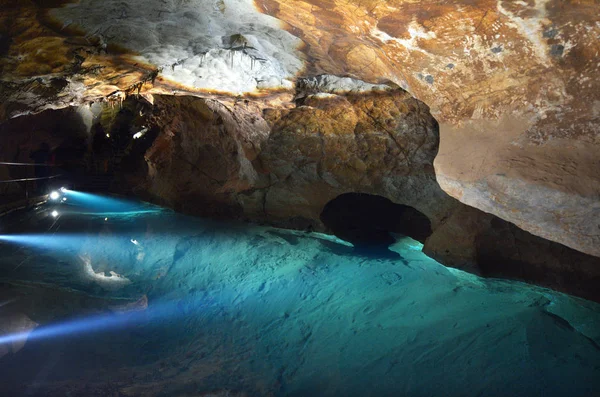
(0, 0, 599, 300)
(1, 2, 600, 394)
(2, 86, 600, 303)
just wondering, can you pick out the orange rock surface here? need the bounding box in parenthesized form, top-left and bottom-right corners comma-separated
(1, 0, 598, 256)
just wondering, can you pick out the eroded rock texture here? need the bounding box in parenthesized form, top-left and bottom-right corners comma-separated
(258, 85, 446, 228)
(254, 0, 600, 257)
(111, 85, 598, 301)
(1, 1, 599, 297)
(137, 81, 448, 229)
(1, 0, 598, 258)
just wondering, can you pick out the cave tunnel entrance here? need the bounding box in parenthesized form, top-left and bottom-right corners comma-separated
(320, 193, 432, 256)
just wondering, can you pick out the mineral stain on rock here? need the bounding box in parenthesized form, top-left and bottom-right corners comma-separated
(550, 44, 564, 57)
(543, 27, 559, 39)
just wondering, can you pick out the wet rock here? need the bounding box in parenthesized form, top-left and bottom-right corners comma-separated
(140, 95, 271, 218)
(423, 204, 600, 302)
(258, 85, 446, 229)
(110, 294, 148, 313)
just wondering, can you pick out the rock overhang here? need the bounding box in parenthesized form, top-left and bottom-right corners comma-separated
(49, 0, 305, 94)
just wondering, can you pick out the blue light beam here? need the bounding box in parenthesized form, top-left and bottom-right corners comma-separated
(0, 234, 106, 251)
(0, 234, 146, 266)
(0, 310, 143, 346)
(0, 296, 209, 348)
(61, 190, 160, 214)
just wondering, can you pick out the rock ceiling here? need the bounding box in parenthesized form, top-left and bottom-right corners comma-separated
(1, 0, 599, 257)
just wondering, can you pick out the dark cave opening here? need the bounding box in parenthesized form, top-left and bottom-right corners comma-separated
(0, 96, 158, 204)
(0, 107, 89, 204)
(320, 193, 432, 255)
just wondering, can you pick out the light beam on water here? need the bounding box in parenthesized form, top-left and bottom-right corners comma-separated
(60, 190, 162, 215)
(0, 234, 149, 268)
(0, 298, 204, 348)
(0, 234, 111, 251)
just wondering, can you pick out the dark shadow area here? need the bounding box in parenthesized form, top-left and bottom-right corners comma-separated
(0, 107, 89, 203)
(85, 96, 156, 193)
(475, 217, 600, 302)
(320, 193, 432, 258)
(0, 96, 158, 205)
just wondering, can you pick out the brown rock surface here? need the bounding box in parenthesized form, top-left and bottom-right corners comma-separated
(257, 88, 446, 227)
(138, 82, 448, 231)
(1, 0, 598, 257)
(140, 95, 272, 218)
(119, 86, 599, 301)
(255, 0, 600, 257)
(1, 1, 599, 296)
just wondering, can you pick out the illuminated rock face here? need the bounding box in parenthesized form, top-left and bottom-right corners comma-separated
(140, 81, 449, 232)
(253, 0, 600, 257)
(1, 86, 599, 300)
(50, 0, 303, 93)
(0, 0, 599, 257)
(257, 84, 446, 228)
(114, 86, 598, 302)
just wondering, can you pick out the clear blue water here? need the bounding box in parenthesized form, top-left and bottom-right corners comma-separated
(0, 193, 599, 396)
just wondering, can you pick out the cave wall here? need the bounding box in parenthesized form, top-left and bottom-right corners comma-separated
(101, 87, 600, 302)
(0, 1, 599, 300)
(253, 0, 600, 256)
(0, 84, 598, 301)
(137, 81, 450, 230)
(1, 0, 598, 258)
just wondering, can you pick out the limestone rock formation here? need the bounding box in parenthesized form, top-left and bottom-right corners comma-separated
(140, 95, 271, 218)
(136, 79, 448, 231)
(1, 0, 598, 257)
(254, 0, 600, 257)
(118, 84, 599, 301)
(1, 1, 599, 298)
(258, 84, 446, 228)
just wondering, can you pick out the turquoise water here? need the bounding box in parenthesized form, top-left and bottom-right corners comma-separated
(0, 194, 599, 396)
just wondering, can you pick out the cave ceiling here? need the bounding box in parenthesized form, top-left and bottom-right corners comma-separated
(1, 0, 599, 257)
